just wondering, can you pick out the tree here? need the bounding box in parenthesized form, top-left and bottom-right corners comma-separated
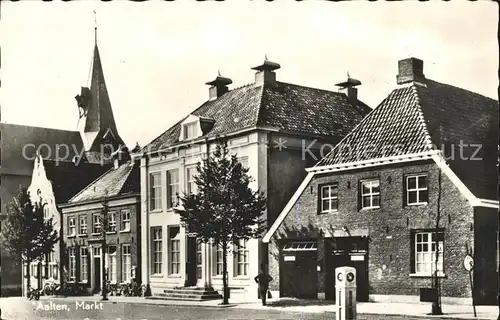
(178, 141, 267, 305)
(0, 188, 59, 296)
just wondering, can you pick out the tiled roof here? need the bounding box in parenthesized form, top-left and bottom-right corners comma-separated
(144, 81, 370, 153)
(43, 160, 110, 204)
(69, 160, 140, 203)
(315, 79, 498, 199)
(0, 123, 84, 174)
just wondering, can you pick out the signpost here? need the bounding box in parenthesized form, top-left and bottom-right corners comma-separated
(463, 254, 476, 318)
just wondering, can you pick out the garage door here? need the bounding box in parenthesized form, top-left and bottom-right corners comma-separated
(280, 241, 318, 299)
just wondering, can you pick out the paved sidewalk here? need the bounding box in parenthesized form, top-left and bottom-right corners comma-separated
(4, 295, 498, 319)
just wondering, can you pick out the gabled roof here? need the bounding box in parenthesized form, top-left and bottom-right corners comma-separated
(68, 160, 140, 204)
(144, 81, 370, 153)
(43, 160, 110, 204)
(0, 123, 84, 174)
(314, 79, 498, 199)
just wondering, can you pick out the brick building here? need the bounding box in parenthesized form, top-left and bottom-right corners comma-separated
(263, 57, 499, 305)
(139, 58, 371, 300)
(60, 150, 141, 294)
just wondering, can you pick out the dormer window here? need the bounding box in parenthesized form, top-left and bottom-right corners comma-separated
(183, 122, 197, 140)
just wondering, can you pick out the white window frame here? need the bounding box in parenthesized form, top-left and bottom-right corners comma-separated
(168, 227, 181, 275)
(68, 248, 76, 282)
(80, 247, 88, 282)
(360, 179, 381, 209)
(68, 216, 76, 236)
(214, 245, 223, 276)
(151, 227, 162, 275)
(320, 184, 338, 213)
(406, 175, 428, 206)
(149, 172, 162, 211)
(48, 251, 58, 280)
(414, 231, 444, 275)
(183, 122, 197, 140)
(79, 215, 87, 235)
(234, 239, 249, 277)
(108, 211, 117, 233)
(166, 169, 179, 209)
(92, 214, 101, 234)
(186, 166, 197, 195)
(121, 244, 131, 283)
(120, 210, 131, 232)
(107, 246, 117, 283)
(43, 205, 50, 220)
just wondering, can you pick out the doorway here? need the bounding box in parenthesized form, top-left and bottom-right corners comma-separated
(325, 237, 369, 302)
(279, 241, 318, 299)
(186, 235, 198, 287)
(93, 257, 101, 293)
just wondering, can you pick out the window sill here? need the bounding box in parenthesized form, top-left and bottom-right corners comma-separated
(150, 274, 163, 278)
(409, 273, 447, 279)
(232, 276, 251, 280)
(78, 234, 87, 237)
(167, 274, 182, 278)
(120, 229, 131, 234)
(149, 209, 163, 214)
(318, 210, 338, 215)
(67, 235, 76, 238)
(406, 202, 428, 207)
(78, 281, 88, 284)
(212, 275, 223, 279)
(106, 231, 117, 235)
(359, 207, 380, 211)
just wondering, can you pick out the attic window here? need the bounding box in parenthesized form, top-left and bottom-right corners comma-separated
(183, 122, 197, 140)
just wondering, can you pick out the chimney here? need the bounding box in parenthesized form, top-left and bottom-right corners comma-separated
(335, 73, 362, 105)
(205, 72, 232, 100)
(112, 146, 131, 169)
(251, 56, 280, 85)
(396, 57, 425, 85)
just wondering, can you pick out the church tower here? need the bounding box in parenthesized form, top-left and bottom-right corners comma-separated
(75, 25, 124, 164)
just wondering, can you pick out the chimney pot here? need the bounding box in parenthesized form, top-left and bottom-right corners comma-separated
(396, 57, 425, 85)
(206, 74, 232, 100)
(252, 58, 280, 85)
(335, 75, 362, 105)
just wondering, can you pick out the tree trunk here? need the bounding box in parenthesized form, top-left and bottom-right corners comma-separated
(222, 240, 229, 305)
(26, 258, 31, 297)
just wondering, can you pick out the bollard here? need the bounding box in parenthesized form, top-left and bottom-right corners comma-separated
(335, 266, 357, 320)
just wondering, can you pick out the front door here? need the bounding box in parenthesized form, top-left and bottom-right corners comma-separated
(186, 236, 197, 286)
(94, 257, 101, 293)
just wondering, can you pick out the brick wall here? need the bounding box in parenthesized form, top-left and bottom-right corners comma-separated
(269, 160, 488, 302)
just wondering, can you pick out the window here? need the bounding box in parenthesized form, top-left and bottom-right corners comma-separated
(320, 184, 338, 213)
(186, 167, 197, 194)
(214, 245, 223, 276)
(79, 216, 87, 235)
(48, 251, 58, 280)
(43, 206, 50, 220)
(196, 241, 202, 279)
(166, 169, 179, 209)
(68, 217, 76, 236)
(122, 244, 131, 283)
(68, 248, 76, 281)
(121, 210, 130, 231)
(151, 227, 162, 275)
(234, 239, 249, 276)
(93, 214, 101, 234)
(149, 173, 162, 211)
(238, 157, 249, 170)
(168, 226, 181, 275)
(360, 180, 380, 209)
(183, 122, 197, 140)
(413, 231, 444, 275)
(107, 246, 117, 283)
(108, 212, 117, 232)
(80, 247, 88, 282)
(406, 175, 428, 205)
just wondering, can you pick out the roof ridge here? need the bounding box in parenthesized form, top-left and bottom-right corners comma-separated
(411, 84, 435, 151)
(0, 122, 79, 133)
(68, 166, 113, 203)
(276, 81, 345, 96)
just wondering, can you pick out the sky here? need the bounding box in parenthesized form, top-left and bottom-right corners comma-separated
(0, 1, 498, 148)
